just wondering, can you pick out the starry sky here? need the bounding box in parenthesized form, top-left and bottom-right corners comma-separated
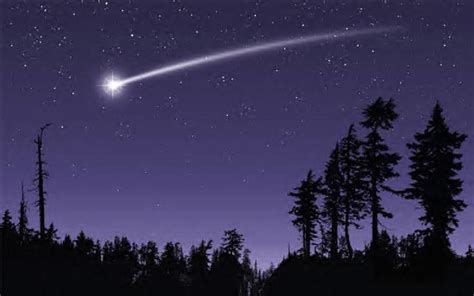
(1, 0, 473, 268)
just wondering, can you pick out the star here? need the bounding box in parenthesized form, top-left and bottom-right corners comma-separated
(101, 73, 124, 97)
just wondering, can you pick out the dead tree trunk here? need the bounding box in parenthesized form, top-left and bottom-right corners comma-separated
(34, 123, 50, 239)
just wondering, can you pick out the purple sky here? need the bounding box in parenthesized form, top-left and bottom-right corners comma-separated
(1, 0, 473, 268)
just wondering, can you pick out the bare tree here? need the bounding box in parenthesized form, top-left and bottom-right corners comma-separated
(34, 123, 51, 239)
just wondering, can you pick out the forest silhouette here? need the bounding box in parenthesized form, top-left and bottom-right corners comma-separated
(1, 98, 473, 296)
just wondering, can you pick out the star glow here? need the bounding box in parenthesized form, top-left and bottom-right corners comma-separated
(102, 74, 124, 96)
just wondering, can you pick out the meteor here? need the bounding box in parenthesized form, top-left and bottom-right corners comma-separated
(102, 26, 399, 95)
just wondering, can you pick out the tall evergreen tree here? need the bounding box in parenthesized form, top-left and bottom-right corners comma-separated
(18, 182, 29, 242)
(1, 210, 16, 235)
(322, 144, 344, 260)
(103, 236, 140, 289)
(138, 241, 159, 276)
(75, 231, 95, 257)
(34, 123, 51, 239)
(288, 170, 322, 258)
(241, 248, 254, 296)
(360, 97, 401, 253)
(210, 230, 246, 296)
(405, 102, 467, 259)
(221, 229, 245, 259)
(189, 240, 213, 274)
(189, 240, 213, 294)
(160, 242, 186, 278)
(339, 125, 367, 258)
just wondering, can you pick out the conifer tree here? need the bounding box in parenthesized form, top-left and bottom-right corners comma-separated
(160, 242, 186, 279)
(241, 249, 254, 296)
(210, 230, 246, 296)
(189, 240, 213, 293)
(405, 102, 467, 258)
(1, 210, 16, 235)
(288, 170, 322, 257)
(60, 235, 74, 257)
(75, 230, 95, 257)
(322, 144, 344, 260)
(221, 229, 245, 259)
(138, 241, 159, 276)
(18, 182, 29, 242)
(339, 125, 367, 259)
(360, 98, 401, 253)
(45, 223, 59, 243)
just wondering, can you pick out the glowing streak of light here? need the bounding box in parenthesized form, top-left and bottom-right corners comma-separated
(109, 26, 400, 90)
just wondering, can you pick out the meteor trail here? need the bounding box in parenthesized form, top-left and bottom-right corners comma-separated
(102, 26, 399, 94)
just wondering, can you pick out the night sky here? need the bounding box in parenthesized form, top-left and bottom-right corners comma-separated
(1, 0, 472, 268)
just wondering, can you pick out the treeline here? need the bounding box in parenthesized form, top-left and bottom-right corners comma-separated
(1, 97, 473, 296)
(1, 217, 269, 296)
(1, 123, 268, 296)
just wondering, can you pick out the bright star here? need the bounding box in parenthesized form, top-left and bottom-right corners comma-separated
(102, 74, 123, 97)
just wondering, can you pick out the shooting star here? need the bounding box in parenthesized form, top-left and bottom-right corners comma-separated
(102, 26, 400, 96)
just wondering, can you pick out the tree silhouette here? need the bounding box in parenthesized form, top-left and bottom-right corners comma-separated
(405, 102, 467, 262)
(102, 236, 140, 292)
(1, 210, 16, 237)
(288, 170, 322, 258)
(241, 248, 254, 295)
(210, 229, 246, 296)
(339, 124, 367, 259)
(45, 223, 59, 243)
(1, 210, 18, 295)
(75, 230, 95, 257)
(221, 228, 245, 259)
(18, 182, 30, 243)
(62, 234, 74, 251)
(322, 144, 344, 260)
(33, 123, 51, 239)
(189, 240, 213, 294)
(138, 240, 159, 276)
(360, 98, 401, 254)
(2, 100, 474, 296)
(398, 232, 423, 268)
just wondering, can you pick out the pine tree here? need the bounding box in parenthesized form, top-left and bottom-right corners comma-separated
(210, 230, 246, 296)
(18, 182, 30, 242)
(405, 102, 467, 259)
(138, 241, 159, 276)
(75, 230, 95, 257)
(45, 223, 59, 243)
(222, 229, 245, 259)
(241, 249, 253, 296)
(189, 240, 213, 293)
(288, 170, 322, 258)
(339, 124, 367, 259)
(1, 210, 16, 234)
(160, 242, 186, 278)
(62, 234, 74, 252)
(322, 144, 344, 260)
(360, 98, 401, 253)
(1, 210, 18, 272)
